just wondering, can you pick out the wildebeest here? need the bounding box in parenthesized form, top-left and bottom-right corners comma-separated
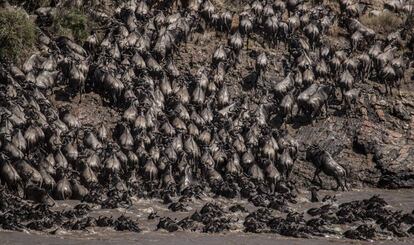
(239, 13, 253, 47)
(277, 149, 294, 181)
(344, 88, 360, 114)
(298, 84, 332, 122)
(306, 144, 348, 191)
(256, 52, 268, 85)
(281, 93, 294, 126)
(0, 0, 412, 234)
(274, 73, 295, 101)
(0, 154, 23, 195)
(297, 83, 319, 114)
(339, 69, 354, 101)
(265, 160, 281, 193)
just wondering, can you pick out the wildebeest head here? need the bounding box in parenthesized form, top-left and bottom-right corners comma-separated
(229, 31, 243, 51)
(305, 143, 320, 163)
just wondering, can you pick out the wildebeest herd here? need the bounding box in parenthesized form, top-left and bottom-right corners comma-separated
(0, 0, 414, 241)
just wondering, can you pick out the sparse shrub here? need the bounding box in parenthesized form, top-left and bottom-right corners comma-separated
(54, 8, 90, 43)
(10, 0, 51, 12)
(0, 8, 36, 63)
(360, 11, 403, 34)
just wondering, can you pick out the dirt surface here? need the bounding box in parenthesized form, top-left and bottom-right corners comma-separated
(21, 0, 414, 189)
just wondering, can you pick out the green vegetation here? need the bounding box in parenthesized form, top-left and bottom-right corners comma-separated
(0, 8, 36, 63)
(54, 8, 90, 43)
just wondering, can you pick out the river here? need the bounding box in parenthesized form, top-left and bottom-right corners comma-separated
(1, 188, 413, 244)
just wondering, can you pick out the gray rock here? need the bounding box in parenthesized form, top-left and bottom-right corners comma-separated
(392, 102, 411, 121)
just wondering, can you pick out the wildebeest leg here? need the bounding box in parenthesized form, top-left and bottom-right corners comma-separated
(334, 177, 340, 191)
(112, 92, 116, 105)
(346, 101, 351, 116)
(192, 158, 199, 179)
(283, 117, 288, 130)
(270, 181, 275, 194)
(312, 168, 321, 185)
(316, 104, 323, 121)
(257, 70, 263, 88)
(285, 167, 290, 181)
(287, 164, 293, 181)
(317, 174, 323, 189)
(367, 63, 371, 80)
(235, 51, 241, 66)
(336, 176, 346, 191)
(297, 106, 304, 119)
(79, 83, 84, 104)
(363, 69, 367, 81)
(345, 178, 350, 191)
(17, 182, 24, 198)
(397, 81, 402, 97)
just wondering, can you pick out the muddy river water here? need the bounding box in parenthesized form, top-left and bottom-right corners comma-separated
(1, 188, 413, 244)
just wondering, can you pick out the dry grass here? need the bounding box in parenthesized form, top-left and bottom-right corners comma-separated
(323, 0, 341, 13)
(328, 24, 342, 37)
(360, 11, 404, 34)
